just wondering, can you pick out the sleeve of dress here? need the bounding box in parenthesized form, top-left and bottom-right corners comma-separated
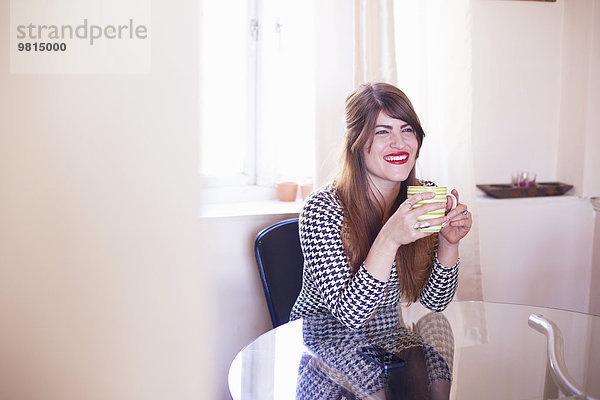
(418, 254, 459, 312)
(299, 190, 388, 329)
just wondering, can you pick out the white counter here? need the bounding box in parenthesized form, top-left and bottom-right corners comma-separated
(476, 194, 596, 314)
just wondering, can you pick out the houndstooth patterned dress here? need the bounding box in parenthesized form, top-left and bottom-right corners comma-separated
(289, 184, 459, 330)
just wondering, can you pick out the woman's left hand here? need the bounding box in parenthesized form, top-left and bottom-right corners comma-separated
(439, 189, 472, 245)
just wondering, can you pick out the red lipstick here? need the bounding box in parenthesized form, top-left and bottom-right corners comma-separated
(383, 152, 409, 165)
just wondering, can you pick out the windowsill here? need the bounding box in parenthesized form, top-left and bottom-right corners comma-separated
(199, 189, 587, 218)
(475, 192, 581, 204)
(199, 184, 304, 218)
(199, 199, 302, 218)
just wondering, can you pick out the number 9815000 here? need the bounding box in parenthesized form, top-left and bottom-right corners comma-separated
(18, 42, 67, 51)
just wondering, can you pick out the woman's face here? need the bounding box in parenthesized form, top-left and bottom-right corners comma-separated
(362, 111, 419, 195)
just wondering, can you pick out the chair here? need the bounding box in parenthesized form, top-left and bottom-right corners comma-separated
(254, 218, 304, 328)
(528, 314, 595, 399)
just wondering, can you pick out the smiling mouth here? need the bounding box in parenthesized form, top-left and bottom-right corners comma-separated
(383, 152, 409, 165)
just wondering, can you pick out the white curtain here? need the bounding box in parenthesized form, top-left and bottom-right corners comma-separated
(354, 0, 397, 85)
(354, 0, 483, 301)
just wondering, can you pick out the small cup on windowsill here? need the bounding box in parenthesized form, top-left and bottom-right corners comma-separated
(300, 183, 313, 201)
(276, 182, 298, 202)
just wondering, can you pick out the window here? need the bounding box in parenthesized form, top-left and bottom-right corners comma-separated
(199, 0, 316, 190)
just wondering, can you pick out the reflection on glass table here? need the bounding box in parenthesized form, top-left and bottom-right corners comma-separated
(297, 305, 452, 399)
(228, 301, 600, 400)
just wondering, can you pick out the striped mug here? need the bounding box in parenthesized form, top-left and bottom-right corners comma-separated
(407, 186, 457, 232)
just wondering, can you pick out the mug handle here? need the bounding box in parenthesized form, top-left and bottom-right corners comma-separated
(447, 193, 458, 211)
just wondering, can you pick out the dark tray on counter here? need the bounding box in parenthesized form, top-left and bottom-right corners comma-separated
(476, 182, 573, 198)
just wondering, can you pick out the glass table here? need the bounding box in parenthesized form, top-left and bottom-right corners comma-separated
(228, 301, 600, 399)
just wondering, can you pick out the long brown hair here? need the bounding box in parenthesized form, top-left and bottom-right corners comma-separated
(336, 83, 438, 303)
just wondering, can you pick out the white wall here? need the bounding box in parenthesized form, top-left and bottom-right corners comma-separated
(557, 0, 600, 198)
(471, 0, 563, 185)
(591, 199, 600, 316)
(0, 1, 216, 399)
(581, 0, 600, 198)
(201, 213, 299, 399)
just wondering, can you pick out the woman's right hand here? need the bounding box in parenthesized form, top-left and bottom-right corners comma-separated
(381, 192, 448, 248)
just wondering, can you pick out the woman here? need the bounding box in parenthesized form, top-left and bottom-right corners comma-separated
(289, 83, 472, 329)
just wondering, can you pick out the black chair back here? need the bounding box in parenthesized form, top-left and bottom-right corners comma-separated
(254, 218, 304, 328)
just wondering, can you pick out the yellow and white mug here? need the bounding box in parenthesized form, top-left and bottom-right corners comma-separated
(407, 186, 457, 232)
